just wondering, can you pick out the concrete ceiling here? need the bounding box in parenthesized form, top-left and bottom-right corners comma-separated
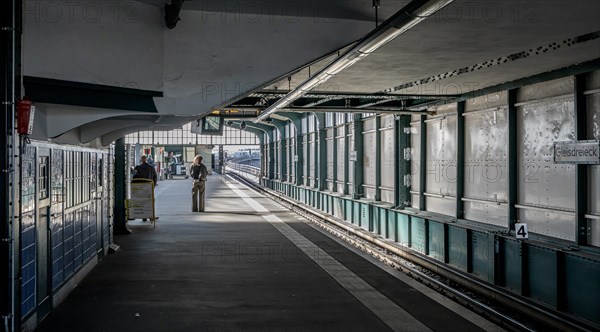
(21, 0, 600, 145)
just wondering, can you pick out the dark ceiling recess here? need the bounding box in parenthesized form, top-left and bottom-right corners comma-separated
(165, 0, 185, 29)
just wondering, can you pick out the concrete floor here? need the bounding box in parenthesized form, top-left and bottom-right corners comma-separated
(36, 174, 489, 332)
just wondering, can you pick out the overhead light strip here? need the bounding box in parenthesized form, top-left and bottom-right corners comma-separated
(255, 0, 454, 121)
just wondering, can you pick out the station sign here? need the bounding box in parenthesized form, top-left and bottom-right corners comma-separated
(553, 140, 600, 164)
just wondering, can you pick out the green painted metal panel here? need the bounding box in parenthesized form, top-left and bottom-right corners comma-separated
(502, 239, 522, 292)
(528, 245, 557, 306)
(360, 203, 370, 231)
(379, 208, 388, 238)
(327, 196, 333, 215)
(353, 202, 361, 225)
(410, 217, 426, 254)
(448, 226, 468, 272)
(372, 207, 380, 234)
(565, 254, 600, 323)
(345, 200, 353, 222)
(428, 221, 445, 262)
(371, 206, 381, 235)
(333, 197, 343, 218)
(387, 211, 397, 241)
(397, 214, 410, 246)
(472, 231, 491, 281)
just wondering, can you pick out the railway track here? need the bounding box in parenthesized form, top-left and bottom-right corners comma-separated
(226, 171, 596, 332)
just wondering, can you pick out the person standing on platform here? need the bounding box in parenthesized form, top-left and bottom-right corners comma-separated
(133, 155, 158, 185)
(133, 155, 158, 221)
(189, 155, 208, 212)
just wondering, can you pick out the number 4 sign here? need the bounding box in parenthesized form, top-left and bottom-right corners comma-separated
(515, 223, 528, 239)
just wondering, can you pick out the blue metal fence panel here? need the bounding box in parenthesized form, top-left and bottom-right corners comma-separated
(73, 210, 83, 271)
(20, 211, 36, 317)
(63, 212, 74, 279)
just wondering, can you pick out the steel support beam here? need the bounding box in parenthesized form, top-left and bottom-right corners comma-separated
(375, 115, 381, 201)
(508, 89, 518, 230)
(574, 74, 588, 245)
(396, 115, 411, 208)
(278, 112, 304, 186)
(1, 0, 20, 328)
(113, 138, 129, 234)
(419, 115, 427, 210)
(353, 114, 364, 199)
(344, 123, 350, 195)
(456, 101, 465, 219)
(315, 113, 327, 191)
(271, 119, 287, 182)
(331, 124, 338, 193)
(248, 123, 275, 180)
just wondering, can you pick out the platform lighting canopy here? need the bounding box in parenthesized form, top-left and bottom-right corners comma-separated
(255, 0, 454, 122)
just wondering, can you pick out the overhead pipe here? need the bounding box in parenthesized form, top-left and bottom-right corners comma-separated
(225, 106, 431, 115)
(255, 0, 454, 121)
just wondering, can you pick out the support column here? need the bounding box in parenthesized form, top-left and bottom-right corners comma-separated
(396, 115, 411, 208)
(419, 115, 427, 210)
(1, 0, 21, 327)
(331, 124, 338, 193)
(456, 101, 465, 219)
(248, 123, 275, 183)
(113, 138, 129, 234)
(279, 113, 304, 187)
(353, 114, 364, 199)
(295, 125, 304, 186)
(344, 123, 350, 195)
(574, 74, 588, 244)
(375, 115, 381, 201)
(508, 89, 518, 230)
(315, 114, 327, 191)
(271, 119, 287, 182)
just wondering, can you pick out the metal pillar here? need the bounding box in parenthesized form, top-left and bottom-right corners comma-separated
(419, 115, 427, 210)
(574, 74, 588, 245)
(113, 138, 129, 234)
(279, 113, 304, 186)
(271, 119, 287, 182)
(1, 0, 21, 328)
(374, 115, 381, 201)
(353, 114, 364, 199)
(315, 113, 327, 191)
(247, 123, 275, 181)
(344, 123, 350, 195)
(396, 115, 411, 208)
(507, 89, 518, 230)
(456, 101, 465, 219)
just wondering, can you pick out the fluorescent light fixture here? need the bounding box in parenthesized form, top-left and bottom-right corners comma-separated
(255, 0, 454, 122)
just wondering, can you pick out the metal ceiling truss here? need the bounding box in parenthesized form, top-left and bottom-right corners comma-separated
(217, 91, 455, 115)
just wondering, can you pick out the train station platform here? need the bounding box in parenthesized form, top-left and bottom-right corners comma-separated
(36, 175, 501, 332)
